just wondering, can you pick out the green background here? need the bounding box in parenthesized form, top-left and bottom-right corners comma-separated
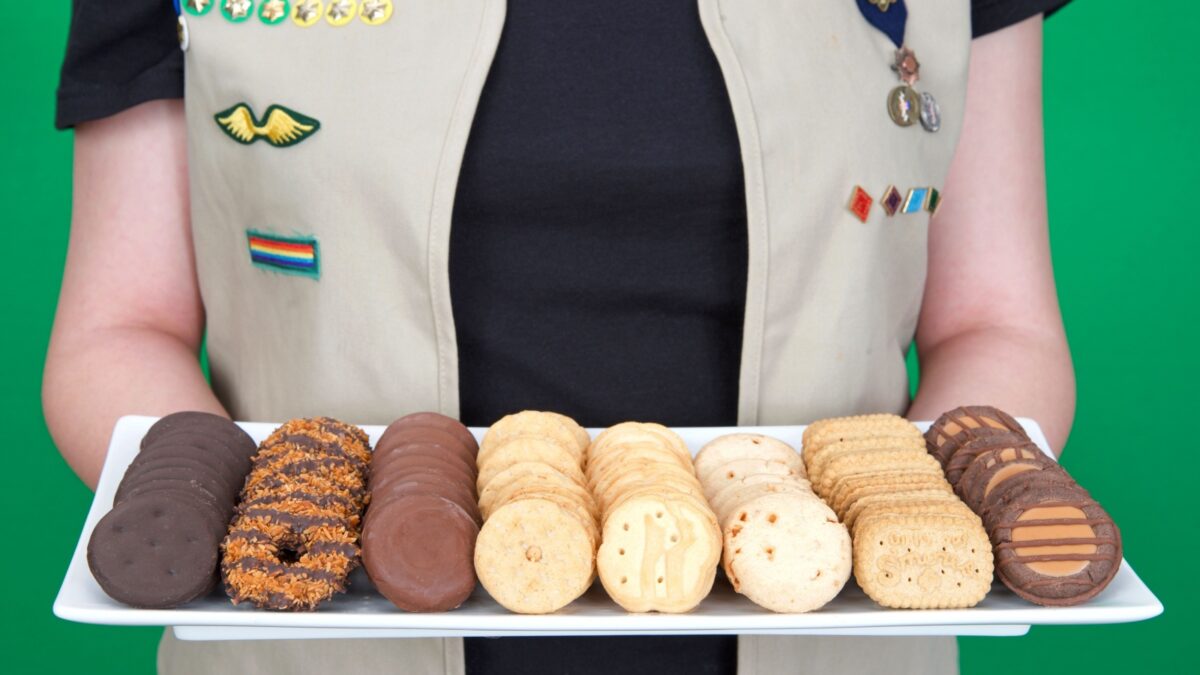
(1, 1, 1193, 672)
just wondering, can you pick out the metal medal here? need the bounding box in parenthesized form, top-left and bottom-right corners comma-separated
(919, 92, 941, 132)
(887, 85, 918, 127)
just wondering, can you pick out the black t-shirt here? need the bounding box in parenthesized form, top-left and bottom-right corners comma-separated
(56, 1, 1070, 673)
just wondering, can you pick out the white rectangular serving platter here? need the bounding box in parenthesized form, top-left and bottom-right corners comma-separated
(55, 416, 1162, 641)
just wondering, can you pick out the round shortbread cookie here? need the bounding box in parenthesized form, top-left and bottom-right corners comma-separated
(721, 493, 851, 613)
(474, 498, 595, 614)
(597, 494, 721, 613)
(694, 433, 804, 481)
(714, 481, 818, 527)
(599, 476, 706, 514)
(589, 422, 692, 465)
(588, 453, 694, 492)
(592, 459, 699, 500)
(477, 436, 585, 494)
(497, 491, 599, 549)
(482, 469, 598, 522)
(480, 411, 588, 462)
(478, 462, 587, 517)
(700, 458, 801, 502)
(586, 443, 693, 484)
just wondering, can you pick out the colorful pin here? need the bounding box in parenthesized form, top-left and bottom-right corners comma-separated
(848, 186, 874, 223)
(925, 187, 942, 216)
(880, 185, 903, 216)
(902, 187, 929, 214)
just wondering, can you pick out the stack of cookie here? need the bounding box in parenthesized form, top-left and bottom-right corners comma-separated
(926, 406, 1122, 606)
(590, 422, 721, 613)
(88, 412, 256, 608)
(362, 413, 481, 612)
(221, 417, 371, 611)
(473, 411, 597, 614)
(695, 433, 851, 613)
(803, 414, 993, 609)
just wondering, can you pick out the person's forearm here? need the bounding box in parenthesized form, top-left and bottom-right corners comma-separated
(43, 326, 226, 489)
(907, 326, 1075, 455)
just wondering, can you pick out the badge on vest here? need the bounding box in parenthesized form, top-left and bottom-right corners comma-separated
(184, 0, 394, 26)
(247, 231, 320, 279)
(848, 185, 941, 222)
(214, 103, 320, 147)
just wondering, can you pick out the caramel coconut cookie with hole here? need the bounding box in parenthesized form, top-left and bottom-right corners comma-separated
(220, 417, 370, 611)
(473, 411, 598, 614)
(696, 433, 850, 613)
(592, 422, 721, 613)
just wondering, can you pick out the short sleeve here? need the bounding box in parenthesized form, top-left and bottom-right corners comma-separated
(55, 0, 183, 129)
(971, 0, 1073, 38)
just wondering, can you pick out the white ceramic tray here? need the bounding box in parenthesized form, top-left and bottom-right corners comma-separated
(54, 416, 1161, 641)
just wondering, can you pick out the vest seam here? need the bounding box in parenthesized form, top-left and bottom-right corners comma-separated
(425, 0, 508, 418)
(699, 0, 769, 426)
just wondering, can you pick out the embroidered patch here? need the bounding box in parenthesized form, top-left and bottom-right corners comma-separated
(247, 231, 320, 278)
(848, 185, 874, 223)
(214, 104, 320, 147)
(902, 187, 929, 214)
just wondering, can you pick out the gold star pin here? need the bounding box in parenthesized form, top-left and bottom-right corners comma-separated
(326, 0, 356, 26)
(259, 0, 288, 24)
(292, 0, 322, 27)
(869, 0, 896, 11)
(222, 0, 253, 22)
(185, 0, 213, 15)
(360, 0, 392, 25)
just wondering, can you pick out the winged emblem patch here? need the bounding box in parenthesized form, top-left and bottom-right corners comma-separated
(213, 103, 321, 148)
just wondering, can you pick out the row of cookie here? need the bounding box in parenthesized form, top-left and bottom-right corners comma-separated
(803, 414, 994, 609)
(88, 412, 257, 608)
(221, 417, 372, 610)
(362, 413, 481, 612)
(925, 406, 1122, 606)
(695, 434, 851, 613)
(590, 422, 721, 613)
(473, 411, 599, 614)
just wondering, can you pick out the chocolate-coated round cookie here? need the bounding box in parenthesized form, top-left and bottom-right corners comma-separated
(959, 445, 1054, 512)
(945, 432, 1034, 486)
(88, 494, 222, 608)
(374, 427, 475, 469)
(371, 451, 475, 488)
(925, 406, 1028, 468)
(116, 458, 240, 506)
(367, 477, 481, 526)
(374, 441, 476, 479)
(363, 494, 479, 612)
(989, 482, 1122, 606)
(380, 413, 479, 456)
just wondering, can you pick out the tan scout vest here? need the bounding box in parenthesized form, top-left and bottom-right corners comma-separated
(168, 1, 971, 673)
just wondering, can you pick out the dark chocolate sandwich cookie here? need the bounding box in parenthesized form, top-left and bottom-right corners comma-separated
(958, 445, 1054, 512)
(944, 431, 1035, 487)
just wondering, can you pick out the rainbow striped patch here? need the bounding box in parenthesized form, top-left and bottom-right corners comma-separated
(247, 231, 319, 279)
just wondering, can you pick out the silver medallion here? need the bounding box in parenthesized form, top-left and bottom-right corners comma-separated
(919, 91, 941, 132)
